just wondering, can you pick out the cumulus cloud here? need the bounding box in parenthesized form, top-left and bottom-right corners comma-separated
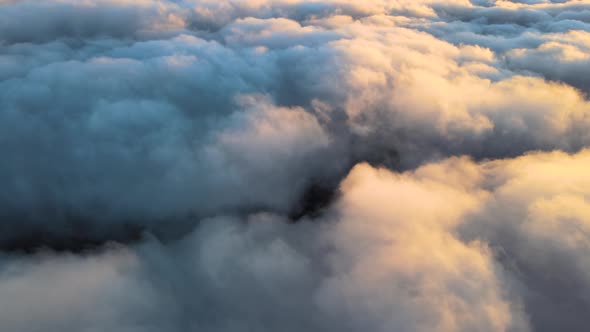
(0, 0, 589, 331)
(0, 157, 528, 332)
(461, 149, 590, 332)
(3, 150, 589, 331)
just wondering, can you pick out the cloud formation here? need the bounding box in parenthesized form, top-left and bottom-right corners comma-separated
(3, 150, 590, 332)
(0, 0, 589, 331)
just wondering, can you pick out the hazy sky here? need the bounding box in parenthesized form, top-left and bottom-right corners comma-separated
(1, 1, 589, 331)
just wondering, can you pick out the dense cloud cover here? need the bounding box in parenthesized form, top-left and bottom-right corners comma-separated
(0, 0, 589, 331)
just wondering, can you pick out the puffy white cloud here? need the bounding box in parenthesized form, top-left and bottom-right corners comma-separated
(1, 0, 590, 331)
(1, 146, 590, 331)
(462, 149, 590, 331)
(0, 155, 535, 332)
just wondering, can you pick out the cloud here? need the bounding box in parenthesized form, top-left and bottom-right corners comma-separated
(0, 156, 532, 332)
(4, 149, 589, 331)
(3, 1, 590, 235)
(0, 0, 589, 331)
(461, 149, 590, 332)
(504, 30, 590, 91)
(0, 0, 186, 44)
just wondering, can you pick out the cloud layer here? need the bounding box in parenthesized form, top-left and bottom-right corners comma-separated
(2, 150, 590, 332)
(1, 0, 589, 331)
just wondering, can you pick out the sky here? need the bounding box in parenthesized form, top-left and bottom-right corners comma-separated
(0, 0, 589, 331)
